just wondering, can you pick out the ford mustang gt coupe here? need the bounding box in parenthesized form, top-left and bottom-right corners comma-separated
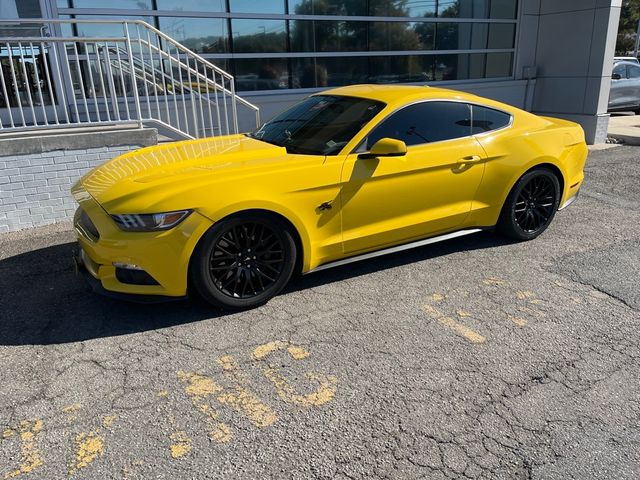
(72, 85, 587, 309)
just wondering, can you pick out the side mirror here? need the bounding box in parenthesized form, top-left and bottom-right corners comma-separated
(612, 72, 622, 80)
(358, 138, 407, 160)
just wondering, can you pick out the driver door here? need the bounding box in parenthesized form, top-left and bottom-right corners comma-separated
(340, 101, 486, 254)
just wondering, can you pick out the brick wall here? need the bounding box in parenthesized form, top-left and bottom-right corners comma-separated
(0, 144, 144, 233)
(0, 128, 157, 233)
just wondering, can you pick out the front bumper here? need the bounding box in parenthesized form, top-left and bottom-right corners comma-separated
(72, 190, 213, 297)
(74, 248, 187, 303)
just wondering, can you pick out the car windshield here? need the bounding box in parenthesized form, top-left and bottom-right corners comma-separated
(247, 95, 385, 156)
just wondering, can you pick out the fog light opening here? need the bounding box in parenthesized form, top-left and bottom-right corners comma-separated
(115, 267, 160, 286)
(113, 262, 144, 271)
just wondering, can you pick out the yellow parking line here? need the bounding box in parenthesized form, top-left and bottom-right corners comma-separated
(483, 277, 509, 286)
(436, 316, 486, 344)
(509, 316, 528, 327)
(422, 304, 485, 344)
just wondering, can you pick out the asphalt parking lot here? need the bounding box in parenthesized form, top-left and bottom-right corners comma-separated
(1, 145, 639, 480)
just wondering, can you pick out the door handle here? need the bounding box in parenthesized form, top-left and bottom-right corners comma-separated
(457, 155, 483, 165)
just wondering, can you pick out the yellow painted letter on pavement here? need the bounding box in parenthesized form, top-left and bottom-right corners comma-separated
(177, 371, 232, 443)
(216, 356, 277, 427)
(1, 420, 44, 479)
(252, 341, 338, 407)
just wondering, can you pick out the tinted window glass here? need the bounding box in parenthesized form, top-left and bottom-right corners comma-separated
(250, 95, 385, 155)
(613, 63, 627, 78)
(628, 65, 640, 79)
(471, 105, 511, 133)
(370, 0, 437, 17)
(366, 101, 471, 149)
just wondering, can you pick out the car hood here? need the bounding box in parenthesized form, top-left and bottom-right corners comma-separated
(73, 134, 288, 211)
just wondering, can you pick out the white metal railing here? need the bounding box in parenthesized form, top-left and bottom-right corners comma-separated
(0, 19, 260, 139)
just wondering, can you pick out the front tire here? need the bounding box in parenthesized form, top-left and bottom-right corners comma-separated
(190, 212, 297, 310)
(496, 168, 561, 241)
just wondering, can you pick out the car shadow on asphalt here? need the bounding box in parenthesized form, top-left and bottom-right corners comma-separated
(0, 231, 514, 346)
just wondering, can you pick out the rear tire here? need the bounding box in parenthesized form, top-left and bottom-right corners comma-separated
(496, 168, 561, 241)
(190, 212, 297, 310)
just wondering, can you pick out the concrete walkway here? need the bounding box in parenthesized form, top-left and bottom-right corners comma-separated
(608, 113, 640, 145)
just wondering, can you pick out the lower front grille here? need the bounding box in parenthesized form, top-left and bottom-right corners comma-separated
(79, 209, 100, 240)
(115, 268, 160, 286)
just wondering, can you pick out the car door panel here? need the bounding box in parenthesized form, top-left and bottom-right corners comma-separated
(627, 64, 640, 107)
(609, 64, 627, 108)
(340, 137, 486, 254)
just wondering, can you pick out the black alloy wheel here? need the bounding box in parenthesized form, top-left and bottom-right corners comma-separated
(513, 175, 556, 233)
(209, 222, 285, 299)
(191, 213, 297, 310)
(497, 168, 561, 241)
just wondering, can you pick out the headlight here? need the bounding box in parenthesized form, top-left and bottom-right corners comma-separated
(111, 210, 192, 232)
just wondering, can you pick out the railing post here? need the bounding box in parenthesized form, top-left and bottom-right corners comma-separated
(124, 22, 143, 130)
(229, 72, 239, 134)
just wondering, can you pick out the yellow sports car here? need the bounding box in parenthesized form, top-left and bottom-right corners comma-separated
(72, 85, 587, 309)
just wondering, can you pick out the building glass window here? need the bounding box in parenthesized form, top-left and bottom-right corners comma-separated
(1, 0, 41, 17)
(288, 0, 367, 16)
(232, 19, 287, 53)
(489, 0, 518, 19)
(291, 57, 369, 88)
(434, 23, 514, 50)
(290, 21, 368, 52)
(234, 58, 289, 91)
(229, 0, 285, 14)
(485, 52, 513, 77)
(368, 56, 435, 83)
(49, 0, 518, 93)
(155, 0, 225, 12)
(62, 0, 153, 8)
(368, 22, 429, 51)
(158, 17, 228, 53)
(63, 15, 154, 38)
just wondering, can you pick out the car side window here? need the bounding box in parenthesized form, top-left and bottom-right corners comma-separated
(613, 64, 627, 78)
(471, 105, 512, 134)
(364, 101, 472, 149)
(628, 65, 640, 79)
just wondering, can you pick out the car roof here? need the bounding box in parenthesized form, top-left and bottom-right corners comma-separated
(614, 60, 640, 67)
(321, 84, 474, 103)
(319, 84, 517, 112)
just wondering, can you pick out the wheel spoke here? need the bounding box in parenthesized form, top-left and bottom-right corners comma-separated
(255, 268, 276, 283)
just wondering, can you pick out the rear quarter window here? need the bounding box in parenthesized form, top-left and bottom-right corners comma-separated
(471, 105, 512, 134)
